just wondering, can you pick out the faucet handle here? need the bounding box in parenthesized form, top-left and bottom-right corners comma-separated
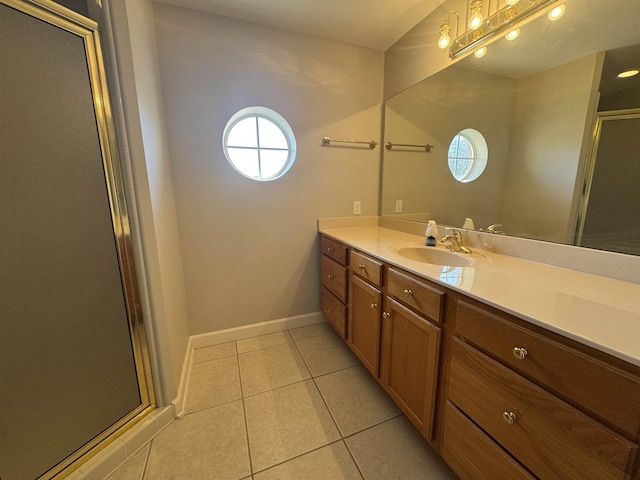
(485, 223, 504, 234)
(445, 228, 463, 242)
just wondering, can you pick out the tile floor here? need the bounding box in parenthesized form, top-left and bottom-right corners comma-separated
(106, 322, 458, 480)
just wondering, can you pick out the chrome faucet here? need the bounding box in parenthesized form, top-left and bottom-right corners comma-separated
(439, 229, 472, 254)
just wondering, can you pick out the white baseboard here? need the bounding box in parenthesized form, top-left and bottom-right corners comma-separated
(171, 311, 325, 418)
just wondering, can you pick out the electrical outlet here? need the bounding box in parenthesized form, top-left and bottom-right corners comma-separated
(395, 200, 403, 213)
(353, 201, 361, 215)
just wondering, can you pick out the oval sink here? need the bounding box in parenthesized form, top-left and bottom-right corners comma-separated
(393, 246, 474, 267)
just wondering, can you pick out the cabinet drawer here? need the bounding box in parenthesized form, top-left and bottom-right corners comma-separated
(321, 287, 346, 338)
(449, 339, 638, 480)
(350, 250, 383, 287)
(321, 236, 348, 266)
(456, 300, 640, 438)
(442, 401, 535, 480)
(387, 267, 443, 323)
(321, 255, 347, 302)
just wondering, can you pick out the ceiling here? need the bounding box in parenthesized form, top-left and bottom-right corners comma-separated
(152, 0, 447, 51)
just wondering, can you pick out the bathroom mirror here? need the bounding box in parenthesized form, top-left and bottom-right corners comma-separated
(381, 0, 640, 255)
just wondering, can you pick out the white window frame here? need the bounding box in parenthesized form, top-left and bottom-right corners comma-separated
(222, 106, 296, 181)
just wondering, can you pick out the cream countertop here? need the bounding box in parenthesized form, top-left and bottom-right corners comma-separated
(319, 225, 640, 367)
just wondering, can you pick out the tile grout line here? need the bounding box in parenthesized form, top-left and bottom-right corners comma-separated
(248, 326, 353, 477)
(250, 439, 348, 476)
(139, 443, 152, 480)
(234, 340, 256, 477)
(289, 329, 370, 480)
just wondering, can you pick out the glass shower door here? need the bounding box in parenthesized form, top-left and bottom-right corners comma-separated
(0, 1, 154, 479)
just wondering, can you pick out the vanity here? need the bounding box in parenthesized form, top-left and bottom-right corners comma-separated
(319, 221, 640, 480)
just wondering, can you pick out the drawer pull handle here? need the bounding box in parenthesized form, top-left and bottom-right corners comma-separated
(382, 312, 390, 319)
(358, 264, 366, 270)
(502, 411, 517, 425)
(327, 274, 334, 279)
(512, 347, 528, 360)
(370, 303, 378, 310)
(327, 247, 334, 252)
(404, 289, 413, 297)
(328, 308, 334, 313)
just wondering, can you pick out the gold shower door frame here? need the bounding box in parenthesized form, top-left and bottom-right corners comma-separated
(1, 0, 156, 478)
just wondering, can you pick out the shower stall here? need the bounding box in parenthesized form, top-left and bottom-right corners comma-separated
(0, 1, 155, 478)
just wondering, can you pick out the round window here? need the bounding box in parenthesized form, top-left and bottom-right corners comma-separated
(447, 128, 488, 183)
(222, 107, 296, 181)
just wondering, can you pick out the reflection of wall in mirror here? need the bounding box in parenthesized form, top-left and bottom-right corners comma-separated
(383, 52, 602, 242)
(501, 53, 602, 244)
(382, 65, 517, 227)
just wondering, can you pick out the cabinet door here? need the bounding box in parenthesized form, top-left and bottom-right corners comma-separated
(348, 275, 382, 376)
(382, 297, 441, 438)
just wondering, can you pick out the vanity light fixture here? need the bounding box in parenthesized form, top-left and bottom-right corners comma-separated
(618, 69, 640, 78)
(440, 0, 563, 59)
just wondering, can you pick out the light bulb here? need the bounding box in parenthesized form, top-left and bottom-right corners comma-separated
(505, 28, 520, 41)
(475, 47, 487, 58)
(469, 0, 484, 29)
(618, 69, 640, 78)
(469, 11, 483, 29)
(438, 20, 452, 49)
(548, 4, 566, 20)
(438, 31, 451, 49)
(505, 0, 519, 4)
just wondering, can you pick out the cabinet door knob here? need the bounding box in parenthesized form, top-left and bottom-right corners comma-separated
(512, 347, 528, 360)
(370, 303, 378, 310)
(358, 264, 366, 270)
(403, 289, 413, 297)
(382, 312, 390, 319)
(327, 274, 334, 279)
(502, 411, 517, 425)
(327, 247, 334, 252)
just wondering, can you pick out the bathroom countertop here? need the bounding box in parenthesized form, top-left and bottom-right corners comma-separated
(319, 225, 640, 367)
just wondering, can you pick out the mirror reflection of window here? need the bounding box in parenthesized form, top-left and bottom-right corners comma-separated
(447, 128, 488, 183)
(448, 133, 475, 181)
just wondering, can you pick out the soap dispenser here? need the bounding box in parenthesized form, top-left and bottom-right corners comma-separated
(425, 220, 438, 246)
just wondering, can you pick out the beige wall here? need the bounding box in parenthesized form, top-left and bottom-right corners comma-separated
(106, 0, 191, 404)
(500, 54, 601, 243)
(152, 4, 384, 334)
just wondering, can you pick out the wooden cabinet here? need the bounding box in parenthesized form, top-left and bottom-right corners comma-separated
(320, 236, 348, 338)
(349, 274, 382, 376)
(380, 267, 444, 438)
(448, 338, 636, 480)
(441, 402, 535, 480)
(444, 298, 640, 480)
(455, 300, 640, 438)
(381, 297, 441, 437)
(387, 267, 443, 323)
(348, 249, 383, 376)
(319, 233, 640, 480)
